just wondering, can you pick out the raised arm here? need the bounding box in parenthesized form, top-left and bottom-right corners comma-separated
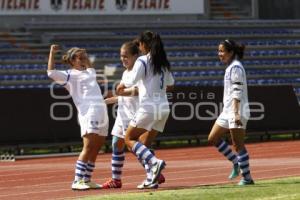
(48, 44, 60, 70)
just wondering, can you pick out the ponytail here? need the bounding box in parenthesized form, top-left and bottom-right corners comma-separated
(138, 31, 170, 75)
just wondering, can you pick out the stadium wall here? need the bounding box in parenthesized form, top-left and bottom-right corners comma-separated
(258, 0, 300, 19)
(0, 85, 299, 146)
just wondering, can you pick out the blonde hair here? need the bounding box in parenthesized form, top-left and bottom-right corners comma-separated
(62, 47, 85, 65)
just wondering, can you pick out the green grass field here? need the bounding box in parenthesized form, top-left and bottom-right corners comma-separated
(82, 176, 300, 200)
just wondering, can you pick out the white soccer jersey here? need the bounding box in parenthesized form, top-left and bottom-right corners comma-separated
(223, 59, 250, 118)
(117, 70, 139, 129)
(47, 68, 104, 115)
(122, 54, 174, 113)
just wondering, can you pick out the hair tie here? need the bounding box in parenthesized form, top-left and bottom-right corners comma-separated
(225, 39, 232, 46)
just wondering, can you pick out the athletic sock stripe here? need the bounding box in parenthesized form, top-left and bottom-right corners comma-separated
(112, 153, 125, 158)
(87, 164, 95, 168)
(133, 142, 143, 153)
(75, 173, 84, 178)
(112, 170, 122, 174)
(76, 166, 86, 171)
(112, 156, 125, 161)
(242, 170, 250, 176)
(145, 154, 154, 163)
(240, 163, 249, 169)
(239, 155, 249, 162)
(86, 168, 93, 172)
(138, 148, 148, 160)
(112, 163, 124, 167)
(228, 154, 237, 161)
(223, 149, 232, 156)
(113, 151, 125, 155)
(76, 163, 86, 168)
(218, 143, 227, 152)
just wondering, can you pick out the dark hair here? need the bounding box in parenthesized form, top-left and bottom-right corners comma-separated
(221, 39, 245, 60)
(138, 31, 170, 75)
(121, 41, 139, 56)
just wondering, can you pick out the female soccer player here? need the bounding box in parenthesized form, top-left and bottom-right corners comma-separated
(102, 41, 165, 189)
(117, 31, 174, 189)
(47, 45, 108, 190)
(207, 39, 254, 185)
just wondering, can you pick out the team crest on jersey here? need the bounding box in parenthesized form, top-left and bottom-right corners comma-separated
(51, 0, 63, 11)
(116, 0, 127, 11)
(90, 121, 100, 130)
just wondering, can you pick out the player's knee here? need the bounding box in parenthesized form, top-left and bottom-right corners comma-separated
(82, 145, 93, 155)
(112, 136, 125, 153)
(233, 143, 244, 153)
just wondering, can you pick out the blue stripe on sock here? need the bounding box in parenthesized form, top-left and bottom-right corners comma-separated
(133, 142, 143, 153)
(239, 155, 249, 162)
(240, 163, 249, 169)
(139, 148, 148, 159)
(76, 166, 86, 171)
(242, 171, 250, 176)
(145, 154, 154, 163)
(112, 156, 125, 161)
(87, 163, 95, 168)
(77, 163, 86, 168)
(76, 173, 84, 178)
(223, 149, 231, 156)
(112, 170, 122, 175)
(228, 154, 237, 161)
(113, 151, 125, 155)
(112, 164, 124, 167)
(86, 168, 93, 172)
(218, 142, 227, 152)
(149, 149, 155, 155)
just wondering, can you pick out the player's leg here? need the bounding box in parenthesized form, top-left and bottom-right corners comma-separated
(137, 123, 165, 187)
(82, 134, 105, 189)
(230, 128, 254, 185)
(136, 130, 165, 189)
(208, 114, 240, 180)
(72, 133, 105, 190)
(102, 135, 125, 189)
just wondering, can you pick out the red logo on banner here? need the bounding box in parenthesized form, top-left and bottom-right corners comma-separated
(66, 0, 104, 10)
(131, 0, 170, 10)
(1, 0, 40, 10)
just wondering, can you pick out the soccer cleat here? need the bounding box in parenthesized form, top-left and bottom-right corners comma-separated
(238, 179, 255, 186)
(151, 159, 166, 184)
(71, 180, 90, 190)
(85, 181, 102, 189)
(102, 179, 122, 189)
(158, 173, 165, 184)
(137, 180, 159, 189)
(228, 164, 240, 180)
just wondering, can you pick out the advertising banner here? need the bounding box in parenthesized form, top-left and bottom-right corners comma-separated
(0, 0, 204, 15)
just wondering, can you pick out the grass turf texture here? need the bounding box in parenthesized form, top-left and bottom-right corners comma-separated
(82, 176, 300, 200)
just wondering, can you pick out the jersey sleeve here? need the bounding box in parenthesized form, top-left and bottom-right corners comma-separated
(47, 70, 70, 86)
(230, 65, 244, 100)
(123, 59, 146, 87)
(165, 70, 175, 86)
